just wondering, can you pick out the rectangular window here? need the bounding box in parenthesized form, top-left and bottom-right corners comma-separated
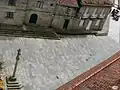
(36, 1, 44, 8)
(95, 20, 100, 26)
(91, 8, 97, 18)
(8, 0, 16, 6)
(92, 8, 97, 16)
(82, 7, 89, 19)
(99, 9, 105, 18)
(86, 20, 92, 30)
(6, 12, 14, 18)
(83, 8, 89, 15)
(79, 20, 84, 27)
(91, 20, 101, 31)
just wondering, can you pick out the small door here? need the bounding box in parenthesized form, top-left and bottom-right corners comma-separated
(29, 14, 38, 24)
(63, 19, 70, 29)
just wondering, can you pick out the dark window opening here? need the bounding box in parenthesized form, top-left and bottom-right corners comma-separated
(75, 8, 80, 17)
(8, 0, 16, 6)
(36, 1, 44, 8)
(6, 12, 14, 18)
(63, 19, 70, 29)
(50, 3, 53, 6)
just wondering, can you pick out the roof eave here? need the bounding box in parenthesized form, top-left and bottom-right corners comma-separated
(57, 3, 113, 8)
(82, 3, 114, 7)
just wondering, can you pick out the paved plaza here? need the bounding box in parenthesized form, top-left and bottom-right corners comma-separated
(0, 35, 119, 90)
(0, 0, 120, 89)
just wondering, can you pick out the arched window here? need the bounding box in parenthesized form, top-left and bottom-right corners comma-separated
(36, 1, 44, 8)
(8, 0, 16, 6)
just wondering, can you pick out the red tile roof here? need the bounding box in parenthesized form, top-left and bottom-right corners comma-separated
(58, 0, 114, 7)
(56, 50, 120, 90)
(80, 58, 120, 90)
(58, 0, 78, 7)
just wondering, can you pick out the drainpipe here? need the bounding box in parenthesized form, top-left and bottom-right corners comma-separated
(49, 0, 58, 28)
(23, 0, 29, 25)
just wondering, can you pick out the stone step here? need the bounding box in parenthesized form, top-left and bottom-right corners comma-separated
(0, 34, 9, 36)
(6, 80, 19, 84)
(7, 86, 23, 89)
(24, 32, 35, 34)
(0, 29, 60, 39)
(7, 83, 21, 87)
(0, 32, 15, 34)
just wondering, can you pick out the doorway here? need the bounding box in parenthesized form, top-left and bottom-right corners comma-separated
(63, 19, 70, 29)
(29, 14, 38, 24)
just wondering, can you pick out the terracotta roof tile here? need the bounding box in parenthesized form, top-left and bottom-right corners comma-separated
(80, 55, 120, 90)
(58, 0, 78, 7)
(57, 50, 120, 90)
(58, 0, 114, 7)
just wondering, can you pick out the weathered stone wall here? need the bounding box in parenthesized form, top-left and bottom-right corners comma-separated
(0, 10, 25, 25)
(52, 16, 65, 29)
(3, 10, 25, 25)
(0, 0, 26, 25)
(52, 5, 111, 31)
(23, 0, 55, 26)
(0, 0, 111, 33)
(16, 0, 27, 9)
(24, 10, 52, 26)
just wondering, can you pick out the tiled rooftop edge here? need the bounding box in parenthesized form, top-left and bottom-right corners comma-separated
(57, 50, 120, 90)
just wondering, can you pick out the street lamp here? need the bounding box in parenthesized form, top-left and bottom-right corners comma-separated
(9, 49, 21, 81)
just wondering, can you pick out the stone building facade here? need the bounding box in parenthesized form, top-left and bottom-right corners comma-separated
(0, 0, 114, 35)
(0, 0, 26, 25)
(0, 0, 56, 26)
(53, 0, 114, 35)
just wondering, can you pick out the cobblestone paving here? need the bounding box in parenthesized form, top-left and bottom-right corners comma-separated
(0, 35, 119, 90)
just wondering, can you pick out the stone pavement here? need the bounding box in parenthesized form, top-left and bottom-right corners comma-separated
(108, 16, 120, 43)
(108, 0, 120, 43)
(0, 35, 119, 90)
